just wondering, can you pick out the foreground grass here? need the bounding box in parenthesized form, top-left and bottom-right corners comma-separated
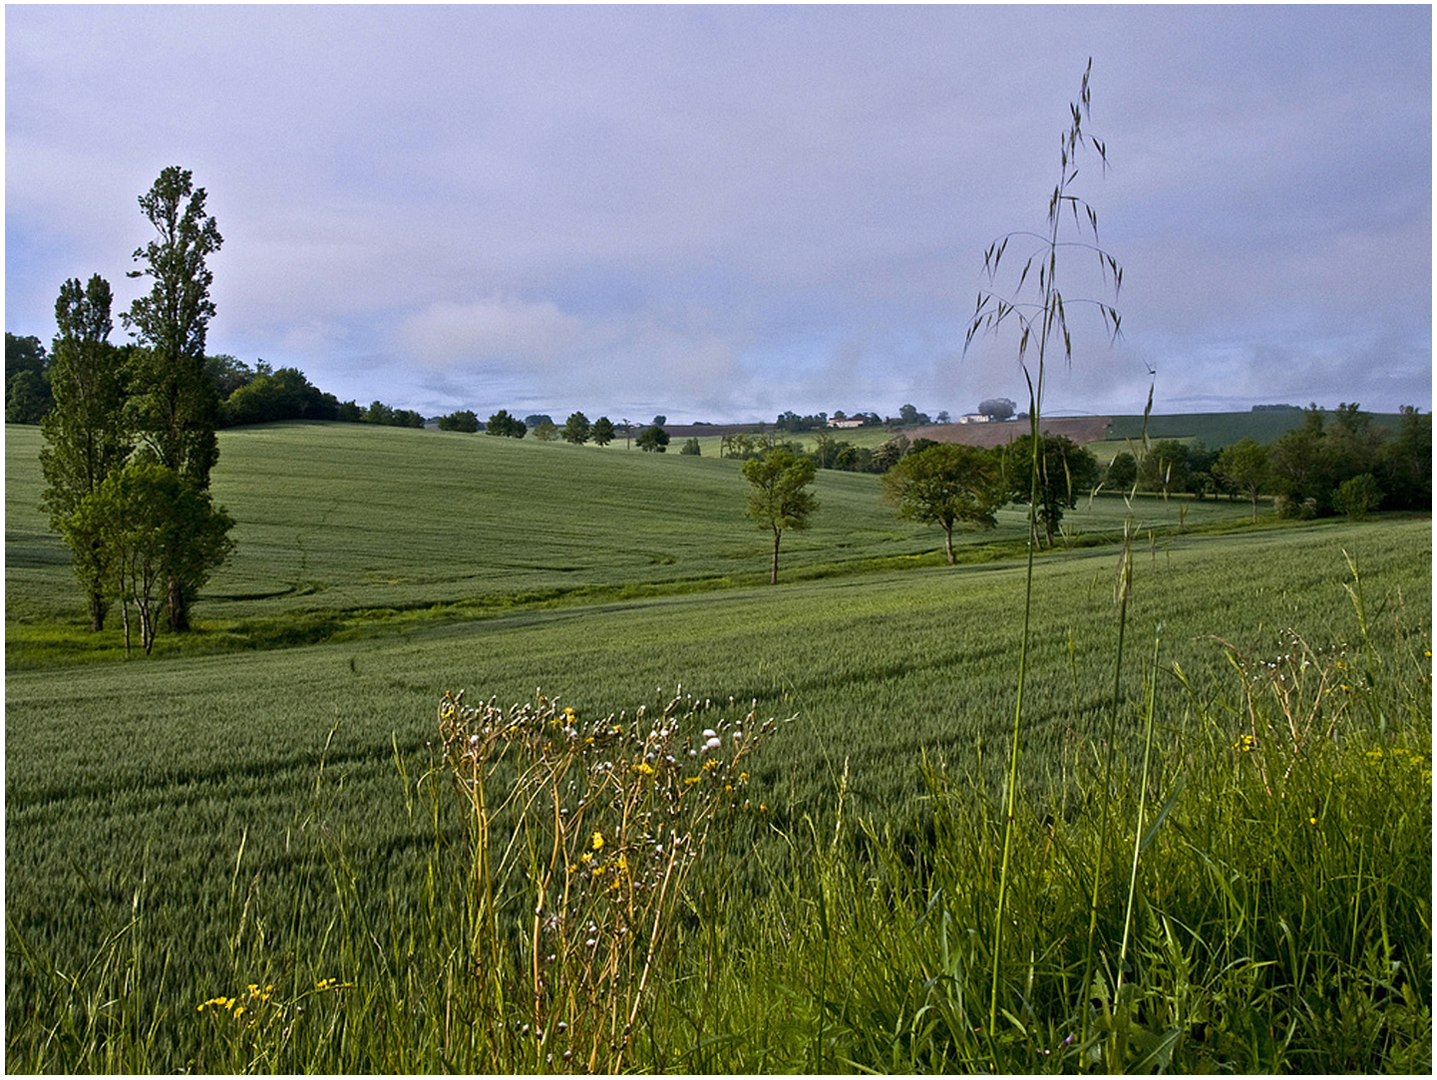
(6, 517, 1430, 1071)
(8, 581, 1429, 1071)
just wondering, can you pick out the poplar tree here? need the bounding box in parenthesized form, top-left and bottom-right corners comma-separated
(122, 166, 227, 630)
(40, 274, 132, 630)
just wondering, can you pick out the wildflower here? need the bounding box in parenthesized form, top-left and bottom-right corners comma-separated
(633, 762, 655, 776)
(685, 776, 700, 786)
(591, 831, 605, 851)
(704, 736, 722, 751)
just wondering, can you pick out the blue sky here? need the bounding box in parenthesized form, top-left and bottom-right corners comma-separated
(6, 4, 1431, 422)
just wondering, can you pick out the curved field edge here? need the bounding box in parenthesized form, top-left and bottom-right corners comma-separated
(8, 420, 1273, 667)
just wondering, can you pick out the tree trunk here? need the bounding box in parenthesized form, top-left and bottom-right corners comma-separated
(770, 529, 781, 585)
(167, 577, 190, 632)
(944, 525, 955, 564)
(88, 583, 107, 632)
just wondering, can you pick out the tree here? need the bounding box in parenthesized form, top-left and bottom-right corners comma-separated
(742, 448, 819, 584)
(1333, 473, 1383, 520)
(591, 416, 615, 446)
(1137, 439, 1191, 496)
(1267, 406, 1331, 517)
(652, 414, 667, 427)
(978, 397, 1016, 421)
(679, 437, 701, 455)
(6, 332, 52, 422)
(70, 461, 233, 655)
(562, 411, 591, 445)
(1214, 437, 1269, 522)
(883, 443, 1005, 563)
(438, 409, 480, 432)
(533, 418, 559, 441)
(1104, 450, 1137, 492)
(636, 424, 669, 452)
(222, 366, 336, 426)
(1377, 406, 1431, 510)
(204, 353, 253, 398)
(123, 166, 224, 487)
(122, 166, 227, 630)
(40, 275, 133, 630)
(486, 409, 526, 438)
(1004, 434, 1099, 546)
(524, 414, 554, 430)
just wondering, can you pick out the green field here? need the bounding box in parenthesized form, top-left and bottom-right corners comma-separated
(5, 420, 1431, 1071)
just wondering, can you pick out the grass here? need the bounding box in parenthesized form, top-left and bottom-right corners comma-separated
(6, 421, 1253, 666)
(5, 419, 1430, 1071)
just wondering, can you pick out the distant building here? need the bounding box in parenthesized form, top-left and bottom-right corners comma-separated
(958, 413, 991, 424)
(829, 418, 865, 429)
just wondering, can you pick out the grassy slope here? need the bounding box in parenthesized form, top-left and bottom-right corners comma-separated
(5, 419, 1430, 1068)
(6, 421, 1246, 655)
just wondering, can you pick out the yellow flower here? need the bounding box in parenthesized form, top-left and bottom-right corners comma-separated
(684, 776, 700, 786)
(591, 831, 605, 851)
(633, 761, 655, 776)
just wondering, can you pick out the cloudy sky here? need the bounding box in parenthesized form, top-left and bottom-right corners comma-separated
(6, 4, 1431, 422)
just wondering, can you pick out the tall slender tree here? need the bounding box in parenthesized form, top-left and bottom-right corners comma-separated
(40, 275, 133, 630)
(122, 166, 227, 630)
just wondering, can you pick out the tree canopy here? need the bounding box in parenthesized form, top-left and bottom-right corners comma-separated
(742, 447, 819, 584)
(883, 443, 1005, 563)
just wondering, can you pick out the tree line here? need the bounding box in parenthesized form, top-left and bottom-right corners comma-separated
(1102, 403, 1431, 520)
(742, 403, 1430, 582)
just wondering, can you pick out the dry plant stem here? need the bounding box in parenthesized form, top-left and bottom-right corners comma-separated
(967, 59, 1122, 1047)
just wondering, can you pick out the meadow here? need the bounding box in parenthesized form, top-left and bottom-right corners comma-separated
(5, 420, 1431, 1072)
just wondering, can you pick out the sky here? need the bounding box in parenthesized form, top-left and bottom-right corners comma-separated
(5, 4, 1432, 423)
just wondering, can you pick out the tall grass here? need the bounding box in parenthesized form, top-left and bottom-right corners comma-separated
(9, 561, 1425, 1072)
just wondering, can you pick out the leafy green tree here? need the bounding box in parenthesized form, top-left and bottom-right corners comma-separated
(871, 434, 910, 472)
(883, 443, 1005, 563)
(438, 409, 480, 433)
(123, 166, 224, 488)
(979, 397, 1016, 421)
(486, 409, 527, 438)
(6, 332, 52, 421)
(1104, 450, 1137, 492)
(204, 354, 253, 398)
(1333, 473, 1383, 520)
(221, 367, 336, 425)
(1377, 406, 1431, 510)
(1004, 433, 1099, 546)
(562, 411, 591, 445)
(679, 437, 701, 455)
(591, 416, 615, 446)
(336, 399, 364, 422)
(742, 448, 818, 584)
(70, 461, 234, 655)
(6, 369, 51, 423)
(1267, 406, 1332, 517)
(366, 400, 394, 425)
(636, 425, 669, 452)
(533, 418, 559, 441)
(1137, 438, 1191, 496)
(40, 275, 133, 630)
(6, 331, 47, 384)
(1214, 437, 1269, 522)
(122, 166, 227, 630)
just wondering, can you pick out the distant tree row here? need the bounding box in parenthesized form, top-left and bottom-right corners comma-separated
(1101, 403, 1431, 519)
(12, 338, 428, 432)
(741, 432, 1099, 583)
